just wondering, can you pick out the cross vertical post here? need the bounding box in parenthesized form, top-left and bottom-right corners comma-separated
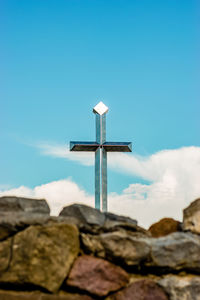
(70, 101, 132, 212)
(101, 114, 107, 212)
(95, 114, 101, 210)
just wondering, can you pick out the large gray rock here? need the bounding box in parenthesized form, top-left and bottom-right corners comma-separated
(183, 198, 200, 234)
(104, 212, 137, 226)
(59, 204, 140, 235)
(0, 197, 51, 241)
(158, 275, 200, 300)
(103, 212, 148, 236)
(0, 213, 50, 241)
(82, 230, 200, 272)
(147, 232, 200, 272)
(0, 212, 80, 241)
(59, 204, 106, 227)
(81, 231, 151, 266)
(0, 196, 50, 214)
(0, 223, 80, 293)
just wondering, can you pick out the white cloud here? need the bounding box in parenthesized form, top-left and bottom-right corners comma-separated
(36, 142, 93, 166)
(0, 184, 13, 191)
(1, 146, 200, 228)
(0, 179, 94, 216)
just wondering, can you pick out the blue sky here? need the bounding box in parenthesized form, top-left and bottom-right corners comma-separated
(1, 1, 199, 226)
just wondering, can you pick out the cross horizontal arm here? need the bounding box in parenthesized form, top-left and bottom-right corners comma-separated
(70, 141, 99, 152)
(102, 142, 132, 152)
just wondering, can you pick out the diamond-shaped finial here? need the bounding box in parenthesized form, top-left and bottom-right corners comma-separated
(93, 101, 109, 115)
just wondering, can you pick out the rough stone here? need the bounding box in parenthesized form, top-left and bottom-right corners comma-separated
(0, 196, 50, 215)
(147, 232, 200, 271)
(0, 223, 79, 293)
(0, 290, 94, 300)
(158, 275, 200, 300)
(0, 237, 12, 272)
(149, 218, 182, 237)
(183, 198, 200, 234)
(104, 212, 136, 224)
(0, 213, 50, 241)
(0, 197, 51, 241)
(59, 204, 140, 235)
(59, 204, 106, 227)
(0, 212, 80, 241)
(82, 230, 200, 272)
(81, 231, 151, 266)
(103, 215, 148, 237)
(108, 279, 168, 300)
(1, 196, 200, 298)
(81, 233, 105, 257)
(67, 255, 129, 296)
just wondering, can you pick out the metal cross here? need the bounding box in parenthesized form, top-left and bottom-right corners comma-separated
(70, 102, 132, 212)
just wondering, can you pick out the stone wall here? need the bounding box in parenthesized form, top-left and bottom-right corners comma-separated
(0, 196, 200, 299)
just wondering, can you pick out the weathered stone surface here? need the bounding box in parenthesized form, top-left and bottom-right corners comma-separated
(57, 292, 94, 300)
(67, 255, 129, 296)
(0, 213, 50, 241)
(183, 198, 200, 234)
(2, 196, 200, 298)
(81, 233, 105, 257)
(108, 279, 168, 300)
(0, 223, 79, 293)
(103, 216, 147, 237)
(147, 232, 200, 271)
(0, 237, 12, 272)
(59, 204, 139, 235)
(0, 291, 39, 300)
(0, 212, 80, 241)
(59, 204, 105, 226)
(0, 196, 50, 215)
(0, 290, 94, 300)
(81, 231, 151, 266)
(82, 231, 200, 272)
(158, 275, 200, 300)
(0, 197, 51, 241)
(103, 213, 144, 238)
(149, 218, 182, 237)
(105, 212, 137, 224)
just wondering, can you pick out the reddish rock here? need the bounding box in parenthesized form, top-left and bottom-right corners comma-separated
(109, 279, 168, 300)
(148, 218, 181, 237)
(66, 255, 129, 297)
